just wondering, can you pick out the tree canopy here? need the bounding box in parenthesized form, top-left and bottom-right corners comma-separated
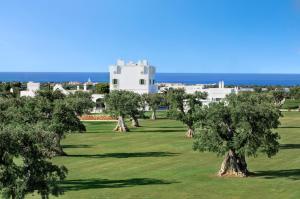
(193, 93, 282, 177)
(167, 88, 207, 137)
(0, 125, 67, 199)
(142, 93, 163, 120)
(105, 90, 143, 132)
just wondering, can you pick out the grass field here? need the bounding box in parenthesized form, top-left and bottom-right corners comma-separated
(28, 112, 300, 199)
(282, 99, 300, 109)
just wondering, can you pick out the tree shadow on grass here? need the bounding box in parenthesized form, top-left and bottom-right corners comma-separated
(280, 144, 300, 149)
(135, 129, 184, 133)
(61, 178, 179, 191)
(279, 126, 300, 129)
(67, 151, 180, 158)
(253, 169, 300, 180)
(62, 144, 93, 149)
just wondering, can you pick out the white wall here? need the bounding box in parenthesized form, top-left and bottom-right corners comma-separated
(20, 82, 40, 97)
(110, 60, 157, 94)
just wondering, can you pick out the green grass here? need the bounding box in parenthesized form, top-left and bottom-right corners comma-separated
(282, 99, 300, 109)
(29, 112, 300, 199)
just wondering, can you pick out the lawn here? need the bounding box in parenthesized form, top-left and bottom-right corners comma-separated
(282, 99, 300, 109)
(29, 112, 300, 199)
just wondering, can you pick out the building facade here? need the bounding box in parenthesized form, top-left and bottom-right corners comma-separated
(109, 59, 157, 94)
(20, 82, 40, 97)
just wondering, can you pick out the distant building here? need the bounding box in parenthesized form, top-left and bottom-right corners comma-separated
(20, 82, 40, 97)
(159, 80, 238, 105)
(109, 59, 158, 94)
(53, 84, 70, 95)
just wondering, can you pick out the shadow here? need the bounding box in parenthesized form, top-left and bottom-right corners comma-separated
(67, 151, 180, 158)
(61, 178, 178, 191)
(135, 129, 184, 133)
(279, 126, 300, 129)
(62, 144, 93, 149)
(253, 169, 300, 180)
(145, 126, 184, 129)
(280, 144, 300, 149)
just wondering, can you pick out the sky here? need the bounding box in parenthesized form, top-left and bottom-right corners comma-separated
(0, 0, 300, 73)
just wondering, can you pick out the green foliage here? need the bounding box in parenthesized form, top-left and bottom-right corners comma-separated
(0, 125, 67, 199)
(65, 91, 95, 116)
(193, 93, 282, 158)
(50, 100, 86, 138)
(0, 82, 22, 97)
(289, 87, 300, 99)
(104, 90, 142, 118)
(94, 83, 109, 94)
(0, 90, 93, 152)
(142, 93, 163, 111)
(0, 90, 94, 198)
(167, 88, 207, 129)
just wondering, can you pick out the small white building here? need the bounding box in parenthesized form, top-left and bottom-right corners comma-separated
(20, 82, 40, 97)
(109, 59, 158, 94)
(53, 84, 70, 95)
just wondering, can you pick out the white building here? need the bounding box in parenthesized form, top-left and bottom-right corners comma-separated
(20, 82, 40, 97)
(53, 84, 70, 95)
(203, 81, 238, 102)
(109, 59, 158, 94)
(159, 80, 238, 105)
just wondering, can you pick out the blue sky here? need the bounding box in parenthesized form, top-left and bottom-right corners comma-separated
(0, 0, 300, 73)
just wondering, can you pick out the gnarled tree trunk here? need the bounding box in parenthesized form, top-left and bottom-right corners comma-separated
(55, 134, 67, 156)
(131, 116, 140, 127)
(151, 110, 157, 120)
(218, 149, 248, 177)
(114, 115, 129, 132)
(185, 127, 194, 138)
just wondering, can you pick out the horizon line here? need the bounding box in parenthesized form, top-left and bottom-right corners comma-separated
(1, 71, 300, 75)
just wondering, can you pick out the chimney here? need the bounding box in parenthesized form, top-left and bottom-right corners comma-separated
(83, 83, 87, 91)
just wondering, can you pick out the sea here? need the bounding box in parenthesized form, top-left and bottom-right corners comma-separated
(0, 72, 300, 86)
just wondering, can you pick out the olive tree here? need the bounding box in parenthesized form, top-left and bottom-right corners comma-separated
(0, 91, 93, 155)
(193, 93, 281, 177)
(105, 90, 142, 132)
(65, 91, 95, 116)
(0, 125, 67, 199)
(272, 90, 286, 106)
(167, 88, 207, 138)
(142, 93, 163, 120)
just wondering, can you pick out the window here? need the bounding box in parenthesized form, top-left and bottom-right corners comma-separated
(112, 79, 118, 85)
(152, 79, 155, 84)
(139, 79, 145, 85)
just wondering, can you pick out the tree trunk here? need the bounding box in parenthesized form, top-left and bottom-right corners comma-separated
(114, 116, 129, 132)
(151, 110, 157, 120)
(218, 149, 248, 177)
(55, 134, 67, 156)
(185, 128, 194, 138)
(131, 116, 140, 127)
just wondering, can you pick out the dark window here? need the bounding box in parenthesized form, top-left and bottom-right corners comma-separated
(113, 79, 118, 85)
(152, 79, 155, 84)
(139, 79, 145, 85)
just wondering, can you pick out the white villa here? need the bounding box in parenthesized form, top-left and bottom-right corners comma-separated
(109, 59, 158, 94)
